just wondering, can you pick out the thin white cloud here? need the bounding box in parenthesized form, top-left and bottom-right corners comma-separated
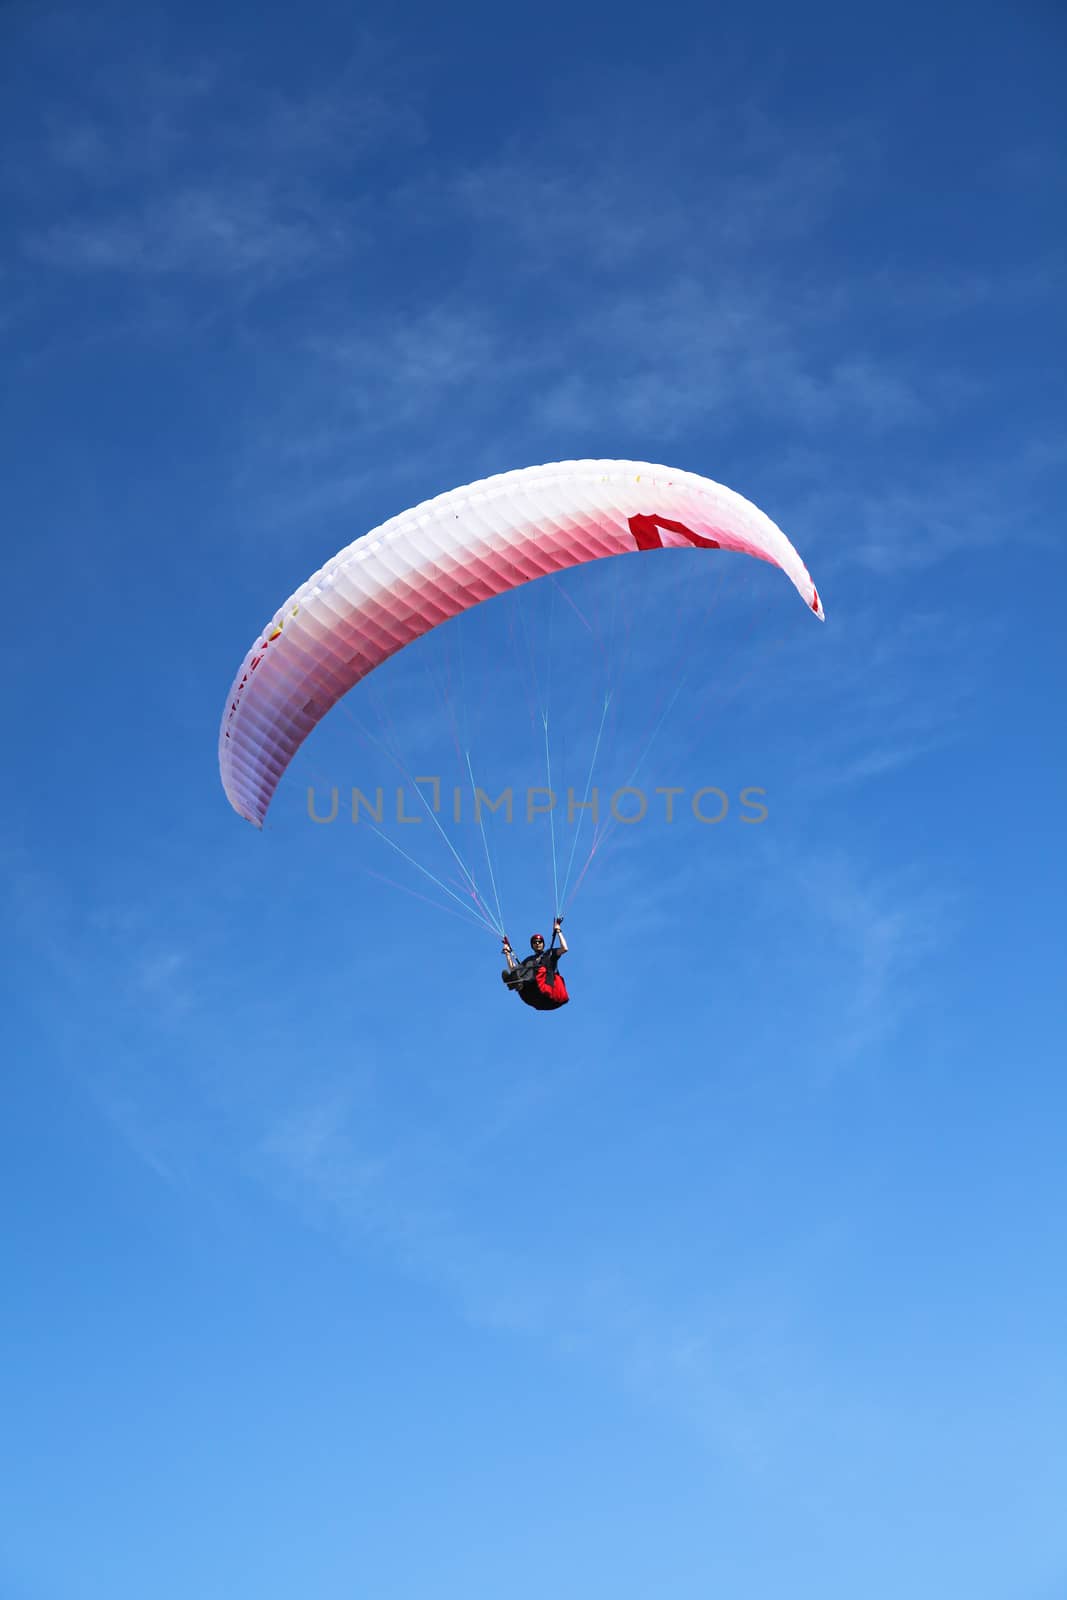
(804, 467, 1032, 578)
(29, 35, 415, 188)
(435, 87, 848, 274)
(26, 182, 345, 280)
(13, 34, 420, 291)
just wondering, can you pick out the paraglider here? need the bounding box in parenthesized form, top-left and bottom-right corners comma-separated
(218, 459, 824, 995)
(501, 920, 569, 1012)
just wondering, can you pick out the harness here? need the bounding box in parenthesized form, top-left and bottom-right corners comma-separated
(502, 920, 565, 1005)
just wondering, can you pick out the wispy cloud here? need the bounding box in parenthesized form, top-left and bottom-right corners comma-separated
(246, 1038, 882, 1482)
(795, 852, 950, 1064)
(300, 304, 507, 430)
(1, 842, 214, 1181)
(524, 274, 936, 440)
(27, 182, 345, 281)
(11, 35, 420, 294)
(431, 80, 849, 274)
(132, 947, 192, 1019)
(38, 61, 220, 183)
(24, 31, 417, 189)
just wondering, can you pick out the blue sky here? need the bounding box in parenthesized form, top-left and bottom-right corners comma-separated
(2, 1, 1066, 1595)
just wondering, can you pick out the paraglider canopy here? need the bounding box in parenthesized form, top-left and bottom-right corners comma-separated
(219, 459, 823, 828)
